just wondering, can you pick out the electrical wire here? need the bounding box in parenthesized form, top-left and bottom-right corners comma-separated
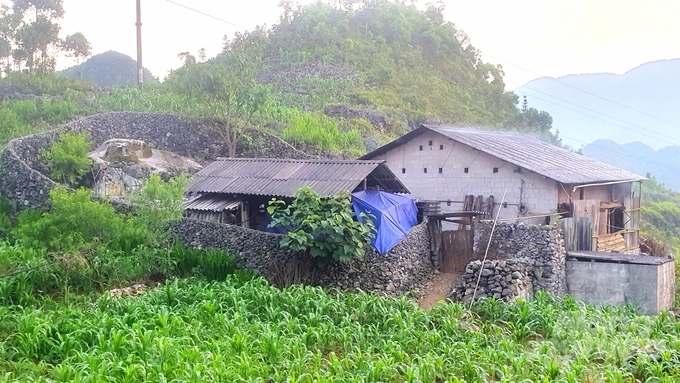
(484, 53, 680, 130)
(163, 0, 248, 30)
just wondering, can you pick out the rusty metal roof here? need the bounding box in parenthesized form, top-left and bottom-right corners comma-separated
(184, 195, 241, 211)
(186, 158, 409, 197)
(361, 125, 646, 184)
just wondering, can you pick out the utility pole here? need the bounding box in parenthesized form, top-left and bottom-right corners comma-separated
(136, 0, 143, 90)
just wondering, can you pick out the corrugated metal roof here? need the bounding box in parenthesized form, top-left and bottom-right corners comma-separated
(361, 125, 645, 184)
(184, 195, 241, 211)
(186, 158, 409, 197)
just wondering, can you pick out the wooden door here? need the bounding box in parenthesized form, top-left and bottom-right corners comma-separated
(441, 230, 474, 273)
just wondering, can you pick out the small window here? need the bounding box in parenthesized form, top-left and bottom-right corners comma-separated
(419, 145, 423, 151)
(464, 168, 469, 173)
(438, 168, 443, 174)
(493, 167, 499, 173)
(401, 168, 406, 174)
(423, 168, 428, 173)
(428, 140, 433, 146)
(439, 144, 443, 150)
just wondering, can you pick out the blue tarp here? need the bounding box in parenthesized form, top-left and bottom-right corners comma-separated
(351, 190, 418, 255)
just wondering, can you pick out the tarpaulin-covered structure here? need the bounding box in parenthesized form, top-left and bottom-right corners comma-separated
(351, 190, 418, 254)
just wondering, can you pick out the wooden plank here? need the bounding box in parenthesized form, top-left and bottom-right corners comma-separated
(574, 200, 600, 250)
(559, 217, 576, 252)
(441, 230, 474, 273)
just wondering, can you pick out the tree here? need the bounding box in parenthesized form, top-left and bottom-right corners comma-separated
(0, 0, 89, 73)
(268, 187, 375, 263)
(62, 32, 90, 64)
(167, 27, 272, 157)
(177, 51, 196, 66)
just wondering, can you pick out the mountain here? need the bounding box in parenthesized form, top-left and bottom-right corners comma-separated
(514, 59, 680, 150)
(61, 51, 157, 88)
(582, 140, 680, 191)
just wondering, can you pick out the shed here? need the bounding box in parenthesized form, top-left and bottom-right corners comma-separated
(184, 158, 409, 230)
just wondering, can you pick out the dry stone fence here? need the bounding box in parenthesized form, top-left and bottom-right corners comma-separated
(450, 221, 568, 302)
(0, 112, 434, 295)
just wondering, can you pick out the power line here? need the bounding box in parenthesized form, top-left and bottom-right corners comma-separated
(163, 0, 248, 30)
(506, 80, 680, 146)
(484, 53, 680, 130)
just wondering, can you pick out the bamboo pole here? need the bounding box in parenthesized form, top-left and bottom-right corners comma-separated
(470, 189, 507, 308)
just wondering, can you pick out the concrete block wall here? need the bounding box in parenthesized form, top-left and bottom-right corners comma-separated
(566, 258, 675, 315)
(372, 130, 558, 222)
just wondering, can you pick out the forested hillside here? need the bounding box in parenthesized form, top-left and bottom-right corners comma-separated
(164, 0, 556, 153)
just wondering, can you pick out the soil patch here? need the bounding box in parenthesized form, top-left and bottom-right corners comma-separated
(418, 272, 462, 309)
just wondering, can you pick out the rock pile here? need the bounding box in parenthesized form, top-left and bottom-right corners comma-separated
(449, 258, 534, 302)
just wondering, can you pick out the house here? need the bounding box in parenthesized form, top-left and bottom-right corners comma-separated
(184, 158, 409, 230)
(360, 125, 646, 253)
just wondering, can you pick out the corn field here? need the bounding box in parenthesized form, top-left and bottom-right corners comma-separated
(1, 275, 680, 382)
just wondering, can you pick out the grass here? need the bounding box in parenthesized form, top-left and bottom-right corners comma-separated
(279, 108, 365, 156)
(1, 277, 679, 382)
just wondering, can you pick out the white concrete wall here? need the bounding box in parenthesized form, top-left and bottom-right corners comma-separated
(371, 130, 558, 222)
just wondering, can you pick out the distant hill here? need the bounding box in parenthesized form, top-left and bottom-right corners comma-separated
(61, 51, 157, 88)
(583, 140, 680, 191)
(515, 59, 680, 150)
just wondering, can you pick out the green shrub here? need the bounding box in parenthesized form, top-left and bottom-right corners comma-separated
(13, 188, 139, 252)
(268, 186, 375, 262)
(42, 132, 93, 187)
(128, 174, 189, 248)
(169, 244, 238, 281)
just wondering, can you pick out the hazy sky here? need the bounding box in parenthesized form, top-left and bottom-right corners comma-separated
(16, 0, 680, 88)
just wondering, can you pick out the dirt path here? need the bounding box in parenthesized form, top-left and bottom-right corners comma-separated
(418, 272, 462, 309)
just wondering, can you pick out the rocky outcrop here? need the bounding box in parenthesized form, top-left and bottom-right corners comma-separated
(324, 105, 388, 128)
(89, 139, 202, 197)
(0, 112, 318, 212)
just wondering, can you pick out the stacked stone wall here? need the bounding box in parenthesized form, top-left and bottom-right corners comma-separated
(473, 221, 567, 296)
(171, 219, 433, 295)
(449, 258, 534, 302)
(0, 112, 314, 212)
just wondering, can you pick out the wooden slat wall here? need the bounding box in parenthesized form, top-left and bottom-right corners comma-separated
(573, 199, 600, 251)
(559, 216, 592, 251)
(623, 196, 641, 252)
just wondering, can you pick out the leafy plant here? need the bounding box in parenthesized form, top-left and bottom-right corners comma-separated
(128, 174, 188, 248)
(268, 186, 375, 262)
(42, 132, 93, 187)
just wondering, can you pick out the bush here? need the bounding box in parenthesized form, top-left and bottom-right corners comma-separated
(128, 174, 188, 248)
(42, 132, 93, 187)
(268, 186, 375, 262)
(13, 188, 141, 252)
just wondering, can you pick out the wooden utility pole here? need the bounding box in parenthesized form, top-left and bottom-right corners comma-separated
(136, 0, 143, 90)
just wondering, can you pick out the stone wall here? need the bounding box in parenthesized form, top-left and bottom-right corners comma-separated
(449, 258, 534, 302)
(0, 112, 314, 212)
(171, 218, 433, 294)
(473, 221, 567, 296)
